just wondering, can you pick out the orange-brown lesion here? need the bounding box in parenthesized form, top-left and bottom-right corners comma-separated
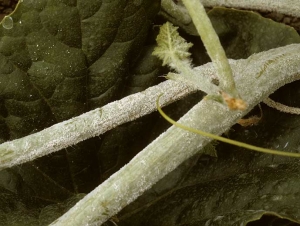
(237, 104, 263, 127)
(221, 91, 247, 111)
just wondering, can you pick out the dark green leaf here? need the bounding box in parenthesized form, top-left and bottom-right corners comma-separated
(0, 0, 160, 224)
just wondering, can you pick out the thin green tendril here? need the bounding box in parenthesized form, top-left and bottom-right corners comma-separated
(156, 94, 300, 157)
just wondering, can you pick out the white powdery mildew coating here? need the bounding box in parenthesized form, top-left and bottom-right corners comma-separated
(162, 0, 300, 37)
(161, 0, 191, 23)
(98, 80, 194, 130)
(201, 0, 300, 18)
(0, 42, 298, 223)
(0, 80, 194, 170)
(50, 44, 300, 226)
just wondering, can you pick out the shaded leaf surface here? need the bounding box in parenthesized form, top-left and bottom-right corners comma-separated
(119, 155, 300, 225)
(209, 7, 300, 59)
(115, 8, 300, 226)
(0, 0, 160, 225)
(192, 7, 300, 65)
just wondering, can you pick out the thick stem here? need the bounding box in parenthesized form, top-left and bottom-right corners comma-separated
(170, 56, 219, 94)
(161, 0, 300, 33)
(0, 81, 195, 170)
(51, 44, 300, 226)
(182, 0, 238, 97)
(201, 0, 300, 18)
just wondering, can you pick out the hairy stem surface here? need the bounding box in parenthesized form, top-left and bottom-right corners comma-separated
(51, 44, 300, 226)
(0, 81, 195, 170)
(182, 0, 238, 98)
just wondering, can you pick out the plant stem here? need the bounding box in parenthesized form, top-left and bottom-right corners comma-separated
(169, 56, 220, 94)
(263, 97, 300, 114)
(153, 22, 220, 94)
(182, 0, 238, 97)
(0, 81, 195, 170)
(160, 0, 300, 34)
(201, 0, 300, 18)
(50, 44, 300, 226)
